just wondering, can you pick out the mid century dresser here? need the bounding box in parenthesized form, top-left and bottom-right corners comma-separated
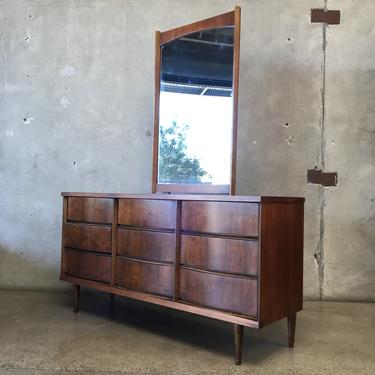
(60, 192, 304, 364)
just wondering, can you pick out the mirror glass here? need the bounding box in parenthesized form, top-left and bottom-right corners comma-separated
(158, 27, 234, 186)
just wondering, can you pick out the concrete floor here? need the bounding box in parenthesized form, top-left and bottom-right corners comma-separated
(0, 291, 374, 375)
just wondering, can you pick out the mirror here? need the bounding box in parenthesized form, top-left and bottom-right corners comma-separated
(159, 28, 234, 186)
(152, 8, 241, 194)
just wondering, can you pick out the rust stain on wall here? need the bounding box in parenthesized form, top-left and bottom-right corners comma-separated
(307, 169, 338, 187)
(311, 9, 341, 25)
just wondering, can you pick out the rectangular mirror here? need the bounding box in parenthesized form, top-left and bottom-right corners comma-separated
(152, 8, 241, 194)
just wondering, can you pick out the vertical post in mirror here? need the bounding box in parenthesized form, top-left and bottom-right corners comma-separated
(152, 8, 241, 195)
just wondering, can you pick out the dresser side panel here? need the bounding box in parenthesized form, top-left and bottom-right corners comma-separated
(259, 202, 304, 327)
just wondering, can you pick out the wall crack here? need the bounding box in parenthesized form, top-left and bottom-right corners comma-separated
(315, 0, 328, 300)
(0, 25, 7, 104)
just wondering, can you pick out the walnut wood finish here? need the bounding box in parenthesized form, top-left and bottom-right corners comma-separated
(118, 199, 176, 230)
(152, 30, 161, 194)
(180, 234, 258, 276)
(174, 201, 182, 301)
(152, 7, 241, 195)
(117, 228, 174, 263)
(234, 324, 243, 365)
(65, 249, 111, 283)
(67, 197, 113, 224)
(230, 6, 241, 195)
(181, 201, 259, 237)
(60, 197, 68, 275)
(62, 273, 260, 328)
(179, 268, 258, 317)
(288, 314, 296, 348)
(73, 284, 80, 313)
(259, 202, 304, 327)
(159, 10, 235, 45)
(62, 192, 304, 203)
(60, 193, 304, 365)
(64, 223, 111, 253)
(111, 199, 118, 286)
(115, 258, 174, 298)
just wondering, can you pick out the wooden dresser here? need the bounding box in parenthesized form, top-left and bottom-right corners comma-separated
(60, 192, 304, 364)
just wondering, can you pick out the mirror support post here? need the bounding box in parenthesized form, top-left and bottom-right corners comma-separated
(231, 6, 241, 196)
(152, 8, 241, 194)
(152, 31, 161, 193)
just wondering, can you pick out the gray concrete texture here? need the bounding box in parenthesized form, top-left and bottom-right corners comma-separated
(0, 291, 374, 374)
(0, 1, 374, 300)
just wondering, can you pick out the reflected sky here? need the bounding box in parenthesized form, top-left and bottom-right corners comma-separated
(159, 91, 232, 184)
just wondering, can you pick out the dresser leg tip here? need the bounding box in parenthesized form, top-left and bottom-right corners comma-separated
(287, 314, 296, 349)
(234, 324, 243, 366)
(73, 284, 80, 313)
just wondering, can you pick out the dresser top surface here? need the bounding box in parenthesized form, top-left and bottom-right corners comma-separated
(61, 192, 304, 203)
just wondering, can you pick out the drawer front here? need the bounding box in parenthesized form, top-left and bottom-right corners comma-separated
(67, 197, 113, 224)
(115, 258, 174, 297)
(65, 249, 111, 283)
(180, 235, 258, 276)
(64, 223, 111, 254)
(179, 268, 258, 317)
(117, 228, 174, 263)
(118, 199, 176, 229)
(181, 201, 259, 237)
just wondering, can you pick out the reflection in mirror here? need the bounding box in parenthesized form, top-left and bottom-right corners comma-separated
(158, 27, 234, 185)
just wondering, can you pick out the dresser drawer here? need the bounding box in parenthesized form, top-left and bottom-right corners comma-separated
(65, 249, 111, 283)
(115, 258, 174, 298)
(64, 223, 111, 254)
(118, 199, 176, 229)
(180, 235, 258, 276)
(67, 197, 113, 224)
(117, 228, 174, 263)
(181, 201, 259, 237)
(179, 268, 258, 317)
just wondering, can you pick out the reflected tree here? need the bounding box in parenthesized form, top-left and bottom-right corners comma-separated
(158, 121, 209, 184)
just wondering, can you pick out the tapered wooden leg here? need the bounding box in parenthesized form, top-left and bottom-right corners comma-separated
(73, 284, 80, 313)
(234, 324, 244, 365)
(287, 314, 296, 348)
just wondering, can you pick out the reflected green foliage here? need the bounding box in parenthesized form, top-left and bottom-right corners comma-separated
(158, 121, 209, 184)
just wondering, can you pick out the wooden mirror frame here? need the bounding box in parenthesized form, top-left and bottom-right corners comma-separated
(152, 6, 241, 195)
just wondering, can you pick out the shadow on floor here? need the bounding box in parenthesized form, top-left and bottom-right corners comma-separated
(61, 288, 289, 364)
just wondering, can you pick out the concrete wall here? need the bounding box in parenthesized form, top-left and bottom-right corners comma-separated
(0, 0, 374, 300)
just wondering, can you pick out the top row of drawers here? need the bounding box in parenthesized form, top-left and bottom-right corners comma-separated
(67, 197, 259, 237)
